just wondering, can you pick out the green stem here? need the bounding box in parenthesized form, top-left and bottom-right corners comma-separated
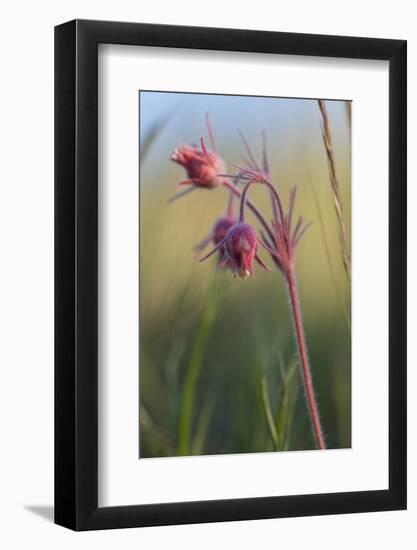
(177, 283, 217, 455)
(260, 376, 279, 451)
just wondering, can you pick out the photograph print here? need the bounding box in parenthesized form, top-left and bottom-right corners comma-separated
(139, 91, 351, 458)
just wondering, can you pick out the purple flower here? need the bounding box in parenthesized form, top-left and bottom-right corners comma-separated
(199, 221, 270, 279)
(171, 142, 225, 189)
(194, 214, 236, 271)
(171, 115, 225, 190)
(224, 222, 257, 278)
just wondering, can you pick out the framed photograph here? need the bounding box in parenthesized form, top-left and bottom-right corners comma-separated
(55, 19, 406, 530)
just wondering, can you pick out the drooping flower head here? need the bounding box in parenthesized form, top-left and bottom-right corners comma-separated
(199, 219, 270, 279)
(233, 169, 312, 275)
(171, 114, 225, 190)
(171, 143, 225, 189)
(212, 214, 232, 242)
(198, 177, 271, 278)
(194, 214, 235, 271)
(228, 134, 312, 277)
(194, 188, 236, 271)
(224, 222, 258, 278)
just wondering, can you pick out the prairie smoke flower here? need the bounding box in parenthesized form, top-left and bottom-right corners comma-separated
(223, 222, 258, 278)
(235, 165, 323, 449)
(200, 221, 270, 279)
(194, 188, 237, 271)
(168, 121, 326, 450)
(228, 156, 323, 448)
(171, 141, 225, 189)
(171, 115, 225, 190)
(194, 214, 236, 271)
(213, 215, 235, 246)
(198, 182, 271, 278)
(229, 164, 312, 276)
(261, 186, 312, 276)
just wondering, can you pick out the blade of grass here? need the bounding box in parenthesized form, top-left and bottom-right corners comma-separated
(191, 394, 215, 455)
(260, 376, 279, 451)
(140, 404, 175, 455)
(140, 108, 174, 161)
(163, 339, 187, 433)
(276, 356, 298, 451)
(281, 369, 300, 451)
(177, 280, 218, 456)
(345, 101, 352, 132)
(318, 99, 351, 281)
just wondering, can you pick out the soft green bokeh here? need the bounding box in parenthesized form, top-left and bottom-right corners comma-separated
(139, 92, 351, 458)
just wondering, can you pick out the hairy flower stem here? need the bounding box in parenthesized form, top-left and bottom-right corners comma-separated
(239, 179, 255, 221)
(286, 268, 326, 450)
(222, 179, 275, 242)
(226, 186, 235, 216)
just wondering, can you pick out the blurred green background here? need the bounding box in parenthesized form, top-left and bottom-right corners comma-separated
(139, 91, 351, 458)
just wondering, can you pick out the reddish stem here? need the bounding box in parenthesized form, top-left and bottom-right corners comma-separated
(286, 268, 326, 450)
(222, 178, 275, 242)
(262, 179, 285, 226)
(239, 179, 255, 222)
(226, 186, 235, 217)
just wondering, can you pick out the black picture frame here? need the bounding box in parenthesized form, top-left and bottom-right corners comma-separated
(55, 19, 407, 531)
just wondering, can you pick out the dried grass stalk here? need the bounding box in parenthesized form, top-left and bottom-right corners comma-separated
(318, 99, 351, 280)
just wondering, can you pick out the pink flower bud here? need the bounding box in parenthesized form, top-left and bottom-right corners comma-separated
(171, 142, 225, 189)
(224, 222, 258, 279)
(212, 215, 235, 271)
(213, 215, 235, 245)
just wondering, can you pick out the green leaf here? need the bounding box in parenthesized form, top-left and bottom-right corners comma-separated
(177, 281, 217, 456)
(260, 376, 279, 451)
